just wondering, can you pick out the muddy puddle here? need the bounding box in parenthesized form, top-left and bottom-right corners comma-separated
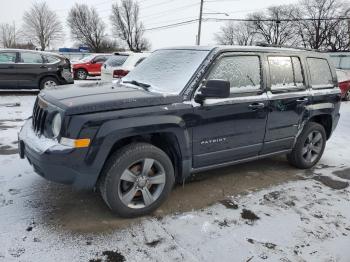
(27, 155, 301, 233)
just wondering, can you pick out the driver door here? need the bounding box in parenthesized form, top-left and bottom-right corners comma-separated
(192, 54, 268, 169)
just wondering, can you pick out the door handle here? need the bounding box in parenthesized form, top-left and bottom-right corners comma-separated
(296, 97, 309, 104)
(7, 65, 15, 69)
(248, 102, 265, 110)
(40, 65, 47, 69)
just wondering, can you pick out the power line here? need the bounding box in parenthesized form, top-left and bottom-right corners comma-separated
(205, 17, 350, 22)
(145, 19, 199, 31)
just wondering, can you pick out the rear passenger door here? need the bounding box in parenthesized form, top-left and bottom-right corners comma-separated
(262, 55, 310, 154)
(17, 52, 46, 88)
(307, 57, 340, 119)
(0, 51, 18, 89)
(192, 54, 269, 168)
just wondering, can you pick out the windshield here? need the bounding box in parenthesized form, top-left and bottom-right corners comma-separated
(105, 55, 129, 67)
(123, 49, 210, 94)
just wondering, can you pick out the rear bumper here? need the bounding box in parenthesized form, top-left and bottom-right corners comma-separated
(19, 120, 98, 189)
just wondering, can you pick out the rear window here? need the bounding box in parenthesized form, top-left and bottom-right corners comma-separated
(268, 56, 304, 91)
(20, 52, 43, 64)
(105, 55, 128, 67)
(307, 58, 333, 88)
(208, 55, 261, 93)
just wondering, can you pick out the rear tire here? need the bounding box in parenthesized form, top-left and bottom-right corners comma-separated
(75, 69, 88, 80)
(40, 77, 58, 90)
(99, 143, 175, 218)
(287, 122, 326, 169)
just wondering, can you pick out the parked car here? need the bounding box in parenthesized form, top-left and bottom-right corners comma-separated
(0, 49, 73, 89)
(101, 52, 150, 82)
(72, 54, 112, 80)
(19, 46, 341, 217)
(336, 69, 350, 101)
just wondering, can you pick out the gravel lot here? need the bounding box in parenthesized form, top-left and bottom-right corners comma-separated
(0, 92, 349, 262)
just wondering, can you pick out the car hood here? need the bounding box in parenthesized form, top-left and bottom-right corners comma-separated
(39, 82, 182, 115)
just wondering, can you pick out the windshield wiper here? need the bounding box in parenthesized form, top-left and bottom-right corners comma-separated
(123, 80, 151, 91)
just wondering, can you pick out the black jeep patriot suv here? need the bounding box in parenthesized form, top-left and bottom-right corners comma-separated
(19, 46, 341, 217)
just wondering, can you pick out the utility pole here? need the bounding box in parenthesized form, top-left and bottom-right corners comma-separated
(197, 0, 204, 45)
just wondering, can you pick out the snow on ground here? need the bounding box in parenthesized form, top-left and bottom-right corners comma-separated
(0, 95, 350, 262)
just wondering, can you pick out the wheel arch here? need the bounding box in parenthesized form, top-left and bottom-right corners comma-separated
(87, 117, 192, 186)
(308, 114, 332, 139)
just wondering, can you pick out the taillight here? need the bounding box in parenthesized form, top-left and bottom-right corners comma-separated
(113, 69, 129, 78)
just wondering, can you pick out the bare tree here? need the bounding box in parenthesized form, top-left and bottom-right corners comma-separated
(326, 19, 350, 51)
(250, 5, 298, 46)
(22, 2, 63, 50)
(293, 0, 343, 50)
(0, 23, 18, 48)
(111, 0, 150, 51)
(214, 21, 257, 45)
(67, 4, 107, 53)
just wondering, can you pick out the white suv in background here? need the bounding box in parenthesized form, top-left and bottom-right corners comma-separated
(101, 52, 150, 82)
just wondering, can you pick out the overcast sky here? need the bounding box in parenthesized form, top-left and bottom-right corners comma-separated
(0, 0, 298, 50)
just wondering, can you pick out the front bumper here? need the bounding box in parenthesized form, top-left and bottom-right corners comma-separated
(19, 120, 97, 189)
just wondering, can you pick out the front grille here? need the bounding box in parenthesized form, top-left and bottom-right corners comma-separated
(32, 99, 48, 135)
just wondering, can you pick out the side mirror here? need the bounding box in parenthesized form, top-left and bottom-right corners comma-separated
(195, 79, 230, 104)
(90, 60, 96, 64)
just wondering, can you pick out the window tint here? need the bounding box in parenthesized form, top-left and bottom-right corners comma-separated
(94, 56, 109, 63)
(20, 52, 43, 64)
(105, 55, 128, 67)
(0, 52, 16, 63)
(45, 55, 60, 63)
(208, 55, 261, 92)
(307, 58, 333, 88)
(269, 56, 304, 90)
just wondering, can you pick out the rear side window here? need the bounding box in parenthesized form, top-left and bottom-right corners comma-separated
(208, 55, 261, 93)
(307, 58, 333, 88)
(268, 56, 304, 91)
(20, 52, 43, 64)
(105, 55, 128, 67)
(0, 52, 16, 63)
(45, 55, 60, 64)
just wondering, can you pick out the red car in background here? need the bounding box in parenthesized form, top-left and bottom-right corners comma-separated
(72, 54, 111, 80)
(336, 69, 350, 101)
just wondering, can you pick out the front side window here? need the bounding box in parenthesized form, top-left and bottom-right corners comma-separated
(0, 52, 16, 63)
(307, 58, 333, 88)
(20, 52, 43, 64)
(268, 56, 304, 91)
(208, 55, 261, 93)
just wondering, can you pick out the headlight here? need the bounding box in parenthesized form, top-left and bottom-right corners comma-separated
(51, 113, 62, 138)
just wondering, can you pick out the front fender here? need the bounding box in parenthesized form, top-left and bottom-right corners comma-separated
(85, 115, 192, 182)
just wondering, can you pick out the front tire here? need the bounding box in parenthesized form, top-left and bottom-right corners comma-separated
(99, 143, 175, 218)
(287, 122, 326, 169)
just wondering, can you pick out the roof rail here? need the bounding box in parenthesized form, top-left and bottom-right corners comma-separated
(255, 42, 319, 52)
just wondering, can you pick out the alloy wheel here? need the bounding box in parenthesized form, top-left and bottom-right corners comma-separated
(302, 130, 323, 163)
(118, 158, 166, 209)
(77, 70, 87, 80)
(44, 80, 57, 88)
